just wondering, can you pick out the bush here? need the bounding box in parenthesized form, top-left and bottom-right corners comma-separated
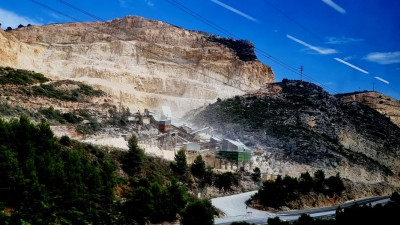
(231, 222, 255, 225)
(298, 171, 313, 194)
(59, 135, 71, 146)
(200, 167, 214, 188)
(251, 167, 261, 182)
(171, 149, 188, 177)
(40, 107, 82, 124)
(256, 171, 345, 208)
(268, 217, 290, 225)
(214, 172, 237, 191)
(28, 81, 103, 102)
(180, 199, 214, 225)
(0, 66, 48, 85)
(191, 155, 206, 179)
(76, 116, 100, 134)
(62, 112, 82, 123)
(0, 116, 117, 224)
(122, 135, 145, 176)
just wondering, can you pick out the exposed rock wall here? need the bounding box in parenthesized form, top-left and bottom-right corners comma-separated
(337, 91, 400, 128)
(0, 16, 274, 116)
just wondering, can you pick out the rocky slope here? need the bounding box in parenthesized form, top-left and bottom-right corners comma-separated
(0, 16, 274, 116)
(336, 91, 400, 128)
(190, 80, 400, 187)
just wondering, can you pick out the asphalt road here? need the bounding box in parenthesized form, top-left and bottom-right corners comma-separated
(212, 191, 390, 225)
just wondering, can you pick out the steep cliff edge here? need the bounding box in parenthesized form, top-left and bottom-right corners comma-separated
(0, 16, 274, 116)
(336, 91, 400, 128)
(190, 80, 400, 186)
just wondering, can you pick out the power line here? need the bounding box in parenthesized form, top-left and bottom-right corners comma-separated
(262, 0, 324, 42)
(28, 0, 255, 93)
(261, 0, 400, 95)
(164, 0, 339, 94)
(53, 0, 340, 94)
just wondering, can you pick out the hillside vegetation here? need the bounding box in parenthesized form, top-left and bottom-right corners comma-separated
(0, 67, 48, 85)
(268, 192, 400, 225)
(252, 171, 345, 209)
(0, 117, 251, 224)
(191, 79, 400, 188)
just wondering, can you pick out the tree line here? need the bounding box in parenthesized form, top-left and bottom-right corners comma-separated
(267, 191, 400, 225)
(0, 117, 216, 225)
(254, 170, 345, 208)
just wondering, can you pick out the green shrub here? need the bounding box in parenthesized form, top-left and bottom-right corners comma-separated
(28, 81, 104, 102)
(171, 149, 188, 177)
(180, 199, 214, 225)
(39, 107, 82, 124)
(0, 67, 48, 85)
(191, 155, 206, 179)
(76, 116, 100, 134)
(0, 116, 116, 224)
(256, 171, 345, 208)
(59, 135, 71, 146)
(214, 172, 237, 191)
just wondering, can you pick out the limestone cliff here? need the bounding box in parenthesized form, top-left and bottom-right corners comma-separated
(0, 16, 274, 116)
(336, 91, 400, 128)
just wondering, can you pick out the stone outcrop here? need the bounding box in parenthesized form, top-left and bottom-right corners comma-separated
(336, 91, 400, 128)
(0, 16, 274, 116)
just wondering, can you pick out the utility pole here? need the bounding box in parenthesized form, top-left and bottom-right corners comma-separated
(300, 65, 304, 81)
(119, 91, 122, 113)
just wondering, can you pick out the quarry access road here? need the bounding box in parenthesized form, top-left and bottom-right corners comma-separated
(212, 191, 390, 225)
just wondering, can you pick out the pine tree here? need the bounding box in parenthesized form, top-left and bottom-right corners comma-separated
(172, 149, 188, 176)
(123, 135, 145, 176)
(190, 155, 206, 179)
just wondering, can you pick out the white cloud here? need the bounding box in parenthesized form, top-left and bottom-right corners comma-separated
(119, 0, 154, 8)
(144, 0, 154, 7)
(323, 81, 335, 85)
(363, 52, 400, 65)
(343, 56, 354, 61)
(287, 34, 338, 55)
(374, 76, 390, 84)
(325, 36, 364, 45)
(210, 0, 260, 23)
(118, 0, 129, 8)
(321, 0, 346, 14)
(49, 12, 62, 20)
(334, 58, 369, 74)
(0, 8, 42, 29)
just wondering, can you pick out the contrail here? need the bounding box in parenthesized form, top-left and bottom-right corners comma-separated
(374, 76, 390, 84)
(287, 34, 338, 55)
(334, 58, 369, 74)
(210, 0, 260, 23)
(321, 0, 346, 14)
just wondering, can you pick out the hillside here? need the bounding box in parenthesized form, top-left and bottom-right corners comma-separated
(190, 79, 400, 188)
(0, 66, 143, 140)
(336, 91, 400, 128)
(0, 16, 274, 116)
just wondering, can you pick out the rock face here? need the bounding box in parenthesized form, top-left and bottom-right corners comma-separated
(336, 91, 400, 128)
(0, 16, 274, 116)
(191, 80, 400, 186)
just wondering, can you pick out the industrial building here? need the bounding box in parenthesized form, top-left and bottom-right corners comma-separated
(158, 120, 171, 133)
(218, 139, 251, 163)
(183, 142, 201, 155)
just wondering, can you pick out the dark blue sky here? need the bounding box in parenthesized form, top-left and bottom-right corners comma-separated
(1, 0, 399, 98)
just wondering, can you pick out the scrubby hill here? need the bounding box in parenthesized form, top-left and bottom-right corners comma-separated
(0, 66, 136, 138)
(191, 80, 400, 189)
